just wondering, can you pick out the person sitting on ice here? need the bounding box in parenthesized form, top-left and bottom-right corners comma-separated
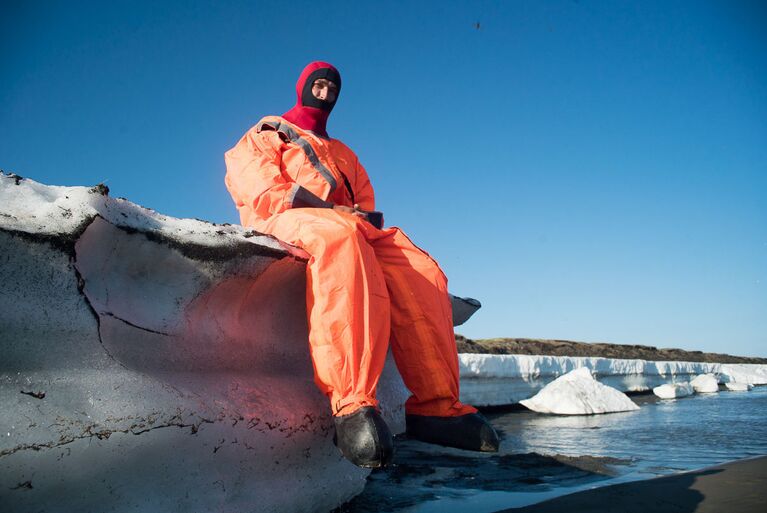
(224, 61, 499, 468)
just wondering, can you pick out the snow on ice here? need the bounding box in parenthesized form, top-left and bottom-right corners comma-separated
(519, 368, 640, 415)
(653, 382, 695, 399)
(690, 374, 720, 394)
(719, 364, 767, 386)
(725, 382, 753, 392)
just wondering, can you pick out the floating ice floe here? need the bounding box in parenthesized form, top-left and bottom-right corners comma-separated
(653, 382, 695, 399)
(724, 382, 753, 392)
(690, 374, 720, 393)
(519, 367, 640, 415)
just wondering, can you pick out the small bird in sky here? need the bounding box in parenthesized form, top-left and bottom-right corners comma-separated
(474, 21, 481, 30)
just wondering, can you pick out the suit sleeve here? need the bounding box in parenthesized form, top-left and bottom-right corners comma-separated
(353, 157, 376, 212)
(225, 127, 333, 220)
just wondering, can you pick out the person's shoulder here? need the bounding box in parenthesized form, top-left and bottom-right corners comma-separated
(255, 116, 315, 141)
(250, 115, 286, 133)
(242, 116, 298, 146)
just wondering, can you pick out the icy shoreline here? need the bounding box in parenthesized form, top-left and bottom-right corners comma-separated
(458, 353, 767, 406)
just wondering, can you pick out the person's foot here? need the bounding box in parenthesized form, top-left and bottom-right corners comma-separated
(333, 406, 394, 468)
(405, 412, 500, 452)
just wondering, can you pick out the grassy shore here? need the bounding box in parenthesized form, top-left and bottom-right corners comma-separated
(456, 335, 767, 364)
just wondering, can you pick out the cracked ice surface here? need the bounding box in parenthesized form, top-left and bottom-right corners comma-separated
(458, 354, 767, 407)
(0, 174, 411, 513)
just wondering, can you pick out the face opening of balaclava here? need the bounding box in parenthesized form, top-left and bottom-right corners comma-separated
(282, 61, 341, 138)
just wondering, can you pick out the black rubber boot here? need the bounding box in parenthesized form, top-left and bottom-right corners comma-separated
(405, 412, 500, 452)
(333, 406, 394, 468)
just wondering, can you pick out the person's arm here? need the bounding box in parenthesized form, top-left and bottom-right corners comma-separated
(350, 158, 384, 228)
(224, 127, 333, 219)
(352, 158, 376, 212)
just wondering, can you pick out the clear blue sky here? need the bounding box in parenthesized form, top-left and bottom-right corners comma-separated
(2, 1, 765, 356)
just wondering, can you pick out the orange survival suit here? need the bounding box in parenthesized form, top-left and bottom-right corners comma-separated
(224, 63, 476, 420)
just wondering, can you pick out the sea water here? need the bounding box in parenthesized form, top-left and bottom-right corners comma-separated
(346, 386, 767, 512)
(495, 385, 767, 475)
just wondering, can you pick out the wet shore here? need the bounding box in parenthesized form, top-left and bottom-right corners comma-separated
(495, 455, 767, 513)
(339, 437, 632, 512)
(339, 388, 767, 512)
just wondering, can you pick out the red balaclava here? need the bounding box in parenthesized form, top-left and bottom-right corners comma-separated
(282, 61, 341, 138)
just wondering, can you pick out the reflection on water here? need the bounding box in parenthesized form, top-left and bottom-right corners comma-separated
(343, 386, 767, 512)
(491, 387, 767, 476)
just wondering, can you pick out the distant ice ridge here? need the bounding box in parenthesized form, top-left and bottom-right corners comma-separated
(719, 363, 767, 385)
(520, 368, 639, 415)
(458, 354, 767, 406)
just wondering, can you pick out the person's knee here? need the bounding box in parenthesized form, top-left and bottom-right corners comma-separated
(301, 213, 368, 254)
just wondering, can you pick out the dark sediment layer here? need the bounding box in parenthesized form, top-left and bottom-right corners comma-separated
(455, 335, 767, 364)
